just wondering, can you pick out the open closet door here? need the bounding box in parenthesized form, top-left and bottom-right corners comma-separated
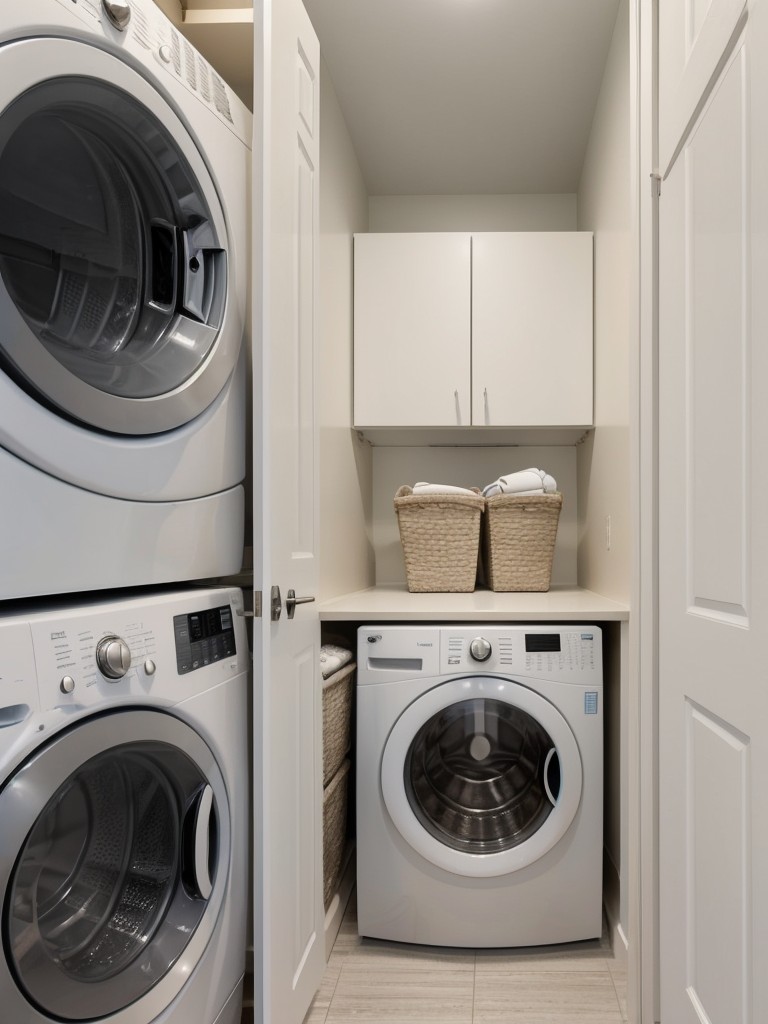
(657, 2, 768, 1020)
(252, 1, 324, 1022)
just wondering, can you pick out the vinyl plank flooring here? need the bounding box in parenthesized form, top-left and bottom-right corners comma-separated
(304, 890, 625, 1024)
(607, 962, 629, 1021)
(472, 970, 623, 1023)
(324, 965, 475, 1023)
(475, 937, 610, 974)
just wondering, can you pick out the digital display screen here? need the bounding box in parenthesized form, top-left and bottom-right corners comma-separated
(174, 604, 236, 674)
(524, 633, 562, 653)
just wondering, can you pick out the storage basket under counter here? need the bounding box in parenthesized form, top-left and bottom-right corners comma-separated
(321, 659, 355, 909)
(482, 491, 562, 592)
(394, 485, 485, 593)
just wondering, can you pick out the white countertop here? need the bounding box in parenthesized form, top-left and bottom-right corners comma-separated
(318, 585, 629, 622)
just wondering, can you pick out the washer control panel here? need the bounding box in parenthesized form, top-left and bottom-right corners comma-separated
(0, 588, 247, 715)
(358, 625, 603, 687)
(173, 605, 237, 675)
(442, 626, 601, 683)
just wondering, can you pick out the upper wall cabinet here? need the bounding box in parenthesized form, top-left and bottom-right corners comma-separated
(353, 233, 471, 427)
(472, 233, 593, 427)
(353, 232, 593, 434)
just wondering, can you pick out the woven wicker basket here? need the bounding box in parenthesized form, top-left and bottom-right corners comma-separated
(483, 492, 563, 592)
(394, 485, 485, 593)
(322, 662, 355, 787)
(323, 758, 350, 910)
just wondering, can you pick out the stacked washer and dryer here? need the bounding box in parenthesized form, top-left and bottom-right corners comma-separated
(0, 3, 251, 1023)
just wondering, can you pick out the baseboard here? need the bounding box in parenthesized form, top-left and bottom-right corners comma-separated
(324, 843, 356, 959)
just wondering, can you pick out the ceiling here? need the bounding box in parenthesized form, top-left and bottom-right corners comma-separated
(302, 0, 622, 196)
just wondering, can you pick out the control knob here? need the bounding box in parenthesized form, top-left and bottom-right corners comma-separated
(96, 635, 132, 680)
(469, 636, 492, 662)
(102, 0, 132, 32)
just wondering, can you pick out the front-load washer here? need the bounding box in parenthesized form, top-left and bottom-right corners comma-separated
(0, 0, 251, 599)
(0, 585, 249, 1024)
(356, 624, 603, 948)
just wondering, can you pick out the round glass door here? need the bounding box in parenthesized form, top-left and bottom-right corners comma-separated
(381, 677, 582, 878)
(405, 697, 562, 855)
(0, 711, 229, 1022)
(0, 40, 241, 435)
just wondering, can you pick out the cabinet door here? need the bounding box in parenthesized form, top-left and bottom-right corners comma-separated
(353, 233, 470, 427)
(472, 233, 593, 427)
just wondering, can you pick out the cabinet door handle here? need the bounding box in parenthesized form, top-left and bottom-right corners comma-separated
(483, 387, 489, 424)
(454, 388, 461, 425)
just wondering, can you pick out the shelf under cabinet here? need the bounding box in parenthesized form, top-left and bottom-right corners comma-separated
(318, 584, 629, 622)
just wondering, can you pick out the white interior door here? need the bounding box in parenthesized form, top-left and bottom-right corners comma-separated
(657, 6, 768, 1020)
(253, 1, 323, 1022)
(658, 0, 746, 173)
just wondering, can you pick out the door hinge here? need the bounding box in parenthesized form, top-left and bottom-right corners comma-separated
(651, 172, 662, 198)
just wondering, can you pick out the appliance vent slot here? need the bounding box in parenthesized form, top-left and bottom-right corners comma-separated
(211, 73, 233, 122)
(132, 6, 151, 48)
(197, 56, 212, 102)
(170, 30, 182, 75)
(183, 40, 197, 90)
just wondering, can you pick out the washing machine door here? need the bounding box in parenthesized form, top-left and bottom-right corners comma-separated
(0, 709, 230, 1024)
(381, 676, 583, 878)
(0, 37, 239, 436)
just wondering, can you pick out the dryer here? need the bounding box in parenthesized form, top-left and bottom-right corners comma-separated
(0, 0, 250, 599)
(0, 585, 249, 1024)
(356, 624, 603, 948)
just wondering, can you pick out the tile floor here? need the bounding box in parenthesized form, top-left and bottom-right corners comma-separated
(302, 891, 628, 1024)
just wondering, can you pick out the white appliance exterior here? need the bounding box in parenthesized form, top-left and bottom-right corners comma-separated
(0, 585, 249, 1024)
(356, 624, 604, 948)
(0, 0, 251, 599)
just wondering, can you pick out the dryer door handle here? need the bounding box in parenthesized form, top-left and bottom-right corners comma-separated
(187, 784, 214, 901)
(543, 748, 559, 807)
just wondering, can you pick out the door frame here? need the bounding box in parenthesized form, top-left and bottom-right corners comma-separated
(630, 0, 660, 1021)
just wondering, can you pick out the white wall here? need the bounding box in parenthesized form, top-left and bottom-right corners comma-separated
(577, 0, 631, 606)
(152, 0, 182, 24)
(369, 193, 577, 232)
(317, 60, 374, 601)
(576, 0, 632, 949)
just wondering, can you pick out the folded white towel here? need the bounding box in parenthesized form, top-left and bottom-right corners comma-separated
(320, 644, 353, 679)
(482, 468, 557, 498)
(413, 482, 478, 496)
